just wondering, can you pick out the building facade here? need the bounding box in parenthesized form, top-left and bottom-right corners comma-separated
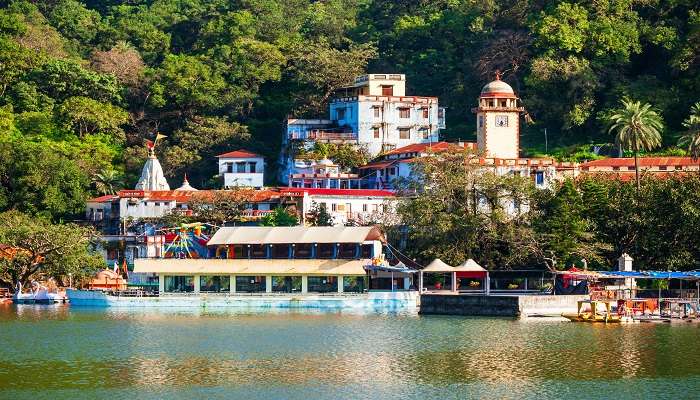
(217, 150, 265, 188)
(281, 73, 446, 184)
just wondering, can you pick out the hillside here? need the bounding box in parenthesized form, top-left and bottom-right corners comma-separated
(0, 0, 698, 220)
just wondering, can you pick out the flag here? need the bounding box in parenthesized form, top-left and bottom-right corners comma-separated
(145, 139, 155, 149)
(113, 261, 119, 273)
(121, 258, 129, 280)
(154, 133, 167, 145)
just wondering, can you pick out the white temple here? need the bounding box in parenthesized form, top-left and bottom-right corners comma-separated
(135, 147, 170, 191)
(175, 174, 197, 191)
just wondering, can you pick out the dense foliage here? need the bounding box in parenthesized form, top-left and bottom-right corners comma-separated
(396, 149, 700, 271)
(0, 0, 698, 222)
(0, 210, 104, 289)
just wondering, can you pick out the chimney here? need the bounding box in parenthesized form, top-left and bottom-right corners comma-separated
(618, 253, 633, 272)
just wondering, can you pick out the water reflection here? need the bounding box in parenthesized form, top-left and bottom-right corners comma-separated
(0, 306, 699, 399)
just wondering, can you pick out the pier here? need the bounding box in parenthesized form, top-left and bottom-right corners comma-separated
(419, 293, 586, 317)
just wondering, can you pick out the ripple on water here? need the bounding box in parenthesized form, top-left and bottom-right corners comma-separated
(0, 305, 699, 399)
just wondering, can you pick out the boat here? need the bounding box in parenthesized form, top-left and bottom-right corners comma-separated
(12, 282, 67, 304)
(562, 300, 632, 323)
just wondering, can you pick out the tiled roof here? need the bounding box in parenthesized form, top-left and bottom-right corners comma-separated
(87, 195, 118, 203)
(359, 160, 397, 169)
(382, 141, 453, 156)
(216, 150, 263, 158)
(278, 188, 395, 197)
(118, 189, 280, 203)
(581, 157, 697, 168)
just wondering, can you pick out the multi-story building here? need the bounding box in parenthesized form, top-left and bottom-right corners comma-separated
(217, 150, 265, 188)
(279, 188, 397, 226)
(281, 73, 446, 184)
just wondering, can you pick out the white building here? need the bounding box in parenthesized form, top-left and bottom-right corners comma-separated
(288, 158, 363, 189)
(279, 188, 397, 226)
(217, 150, 265, 188)
(281, 73, 446, 184)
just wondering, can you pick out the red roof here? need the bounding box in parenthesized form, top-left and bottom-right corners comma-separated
(581, 157, 697, 168)
(278, 188, 395, 197)
(87, 195, 118, 203)
(216, 150, 263, 158)
(359, 160, 397, 170)
(382, 141, 452, 156)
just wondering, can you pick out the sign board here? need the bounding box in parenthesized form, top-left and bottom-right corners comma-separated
(118, 190, 145, 198)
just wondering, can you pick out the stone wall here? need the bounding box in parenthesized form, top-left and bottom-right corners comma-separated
(419, 294, 586, 317)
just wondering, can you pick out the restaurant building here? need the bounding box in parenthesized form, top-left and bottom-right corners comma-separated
(133, 226, 414, 294)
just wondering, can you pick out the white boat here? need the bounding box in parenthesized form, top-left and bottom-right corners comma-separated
(12, 282, 67, 304)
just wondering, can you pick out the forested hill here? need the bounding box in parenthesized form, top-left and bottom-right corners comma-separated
(0, 0, 698, 219)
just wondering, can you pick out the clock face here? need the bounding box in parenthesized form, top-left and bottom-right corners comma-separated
(495, 115, 509, 127)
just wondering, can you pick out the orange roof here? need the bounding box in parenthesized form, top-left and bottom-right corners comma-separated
(216, 150, 263, 158)
(581, 157, 697, 168)
(382, 141, 453, 156)
(87, 195, 118, 203)
(119, 189, 280, 203)
(359, 160, 398, 169)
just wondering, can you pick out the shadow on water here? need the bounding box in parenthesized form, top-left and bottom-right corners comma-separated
(1, 304, 699, 399)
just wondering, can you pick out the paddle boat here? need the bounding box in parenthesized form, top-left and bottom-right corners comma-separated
(562, 300, 633, 323)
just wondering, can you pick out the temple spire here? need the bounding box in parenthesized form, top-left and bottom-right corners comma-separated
(135, 137, 170, 191)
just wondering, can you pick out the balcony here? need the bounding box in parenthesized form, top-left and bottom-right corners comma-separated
(290, 129, 358, 143)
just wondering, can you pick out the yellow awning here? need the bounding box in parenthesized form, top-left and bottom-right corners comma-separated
(134, 258, 368, 276)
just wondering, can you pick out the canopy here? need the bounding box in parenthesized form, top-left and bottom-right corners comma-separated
(207, 226, 382, 245)
(454, 259, 485, 272)
(421, 258, 454, 273)
(134, 258, 367, 276)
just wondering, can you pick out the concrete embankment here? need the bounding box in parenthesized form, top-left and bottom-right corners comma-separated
(419, 294, 587, 317)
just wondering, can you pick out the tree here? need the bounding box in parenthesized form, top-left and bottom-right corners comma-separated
(0, 210, 103, 291)
(186, 189, 257, 226)
(90, 42, 145, 87)
(607, 99, 664, 189)
(394, 147, 540, 269)
(307, 201, 334, 226)
(260, 207, 298, 227)
(678, 101, 700, 171)
(58, 96, 129, 141)
(92, 169, 123, 195)
(533, 180, 609, 270)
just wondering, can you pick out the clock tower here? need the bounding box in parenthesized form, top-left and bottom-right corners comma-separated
(473, 73, 523, 159)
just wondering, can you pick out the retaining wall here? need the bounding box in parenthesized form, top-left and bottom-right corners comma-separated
(419, 294, 586, 317)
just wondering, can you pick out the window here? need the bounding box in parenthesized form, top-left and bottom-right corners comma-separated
(226, 163, 233, 173)
(362, 204, 368, 212)
(200, 276, 230, 293)
(272, 276, 302, 293)
(343, 276, 367, 293)
(248, 162, 256, 173)
(308, 276, 337, 293)
(478, 116, 484, 128)
(535, 171, 545, 186)
(627, 166, 635, 171)
(422, 108, 429, 118)
(389, 167, 396, 175)
(236, 162, 246, 173)
(236, 276, 266, 292)
(399, 128, 410, 139)
(659, 166, 668, 171)
(331, 203, 337, 212)
(336, 108, 346, 120)
(495, 115, 509, 127)
(373, 127, 380, 139)
(500, 100, 507, 107)
(399, 108, 410, 118)
(381, 85, 393, 96)
(420, 128, 429, 139)
(373, 106, 381, 118)
(613, 166, 620, 171)
(164, 276, 194, 293)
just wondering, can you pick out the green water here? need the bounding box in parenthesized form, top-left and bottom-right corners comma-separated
(1, 305, 699, 399)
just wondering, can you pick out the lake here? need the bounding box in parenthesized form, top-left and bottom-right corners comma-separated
(0, 304, 699, 399)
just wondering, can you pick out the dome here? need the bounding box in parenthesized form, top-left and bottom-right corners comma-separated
(175, 174, 198, 191)
(318, 158, 335, 166)
(481, 79, 515, 96)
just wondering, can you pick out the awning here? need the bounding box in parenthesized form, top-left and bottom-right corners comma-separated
(421, 258, 454, 273)
(134, 258, 367, 276)
(207, 226, 381, 245)
(454, 259, 487, 278)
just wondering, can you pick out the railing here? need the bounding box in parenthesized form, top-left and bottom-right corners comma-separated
(307, 130, 357, 141)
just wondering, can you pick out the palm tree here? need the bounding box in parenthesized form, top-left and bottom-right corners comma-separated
(607, 99, 664, 189)
(93, 169, 124, 195)
(678, 101, 700, 173)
